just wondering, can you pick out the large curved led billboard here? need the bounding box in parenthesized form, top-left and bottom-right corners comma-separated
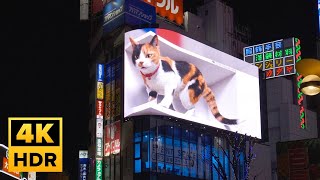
(124, 28, 261, 138)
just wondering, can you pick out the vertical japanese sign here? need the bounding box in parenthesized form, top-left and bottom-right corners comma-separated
(96, 64, 104, 179)
(96, 159, 103, 180)
(243, 38, 296, 79)
(104, 121, 121, 156)
(79, 150, 88, 180)
(295, 38, 306, 129)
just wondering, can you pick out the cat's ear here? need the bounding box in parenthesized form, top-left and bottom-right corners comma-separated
(150, 35, 159, 47)
(129, 37, 137, 49)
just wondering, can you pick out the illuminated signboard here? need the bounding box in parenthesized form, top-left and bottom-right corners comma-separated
(103, 0, 156, 34)
(143, 0, 184, 25)
(243, 38, 296, 79)
(295, 38, 306, 129)
(79, 150, 88, 180)
(96, 63, 104, 178)
(95, 159, 103, 180)
(96, 100, 104, 119)
(124, 28, 261, 138)
(97, 82, 104, 100)
(104, 121, 121, 156)
(96, 118, 103, 138)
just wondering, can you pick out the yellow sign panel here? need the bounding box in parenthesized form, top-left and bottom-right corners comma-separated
(8, 117, 63, 172)
(97, 82, 104, 100)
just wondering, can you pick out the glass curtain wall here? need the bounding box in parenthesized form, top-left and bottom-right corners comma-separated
(133, 116, 246, 180)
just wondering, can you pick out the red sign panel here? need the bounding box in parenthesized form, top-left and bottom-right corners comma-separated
(143, 0, 183, 25)
(96, 100, 104, 119)
(104, 121, 121, 156)
(2, 157, 20, 178)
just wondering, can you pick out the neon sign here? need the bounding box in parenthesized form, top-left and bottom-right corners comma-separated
(243, 38, 296, 79)
(295, 38, 306, 129)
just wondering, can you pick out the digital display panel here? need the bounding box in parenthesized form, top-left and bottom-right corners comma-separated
(243, 38, 296, 79)
(124, 28, 262, 138)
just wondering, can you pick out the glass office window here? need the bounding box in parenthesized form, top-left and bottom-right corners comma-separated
(132, 116, 240, 180)
(173, 126, 182, 176)
(204, 135, 212, 180)
(157, 125, 165, 173)
(225, 143, 230, 179)
(189, 130, 197, 178)
(135, 159, 141, 173)
(135, 143, 140, 158)
(165, 125, 174, 174)
(142, 131, 150, 171)
(198, 134, 205, 179)
(239, 151, 245, 180)
(182, 129, 190, 177)
(150, 127, 157, 172)
(212, 137, 219, 180)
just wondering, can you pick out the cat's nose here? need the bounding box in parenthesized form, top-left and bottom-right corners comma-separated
(138, 62, 144, 67)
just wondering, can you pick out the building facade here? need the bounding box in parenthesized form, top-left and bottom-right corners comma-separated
(85, 0, 271, 180)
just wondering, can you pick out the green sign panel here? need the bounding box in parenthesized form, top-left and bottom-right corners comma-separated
(96, 159, 103, 180)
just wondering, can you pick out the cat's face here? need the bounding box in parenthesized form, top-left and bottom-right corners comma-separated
(129, 35, 160, 73)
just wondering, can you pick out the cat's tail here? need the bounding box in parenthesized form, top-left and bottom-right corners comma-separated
(202, 86, 238, 125)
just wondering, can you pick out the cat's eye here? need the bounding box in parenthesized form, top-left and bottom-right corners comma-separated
(134, 55, 139, 59)
(146, 54, 153, 58)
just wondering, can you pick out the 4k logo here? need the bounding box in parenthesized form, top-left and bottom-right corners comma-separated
(8, 117, 63, 172)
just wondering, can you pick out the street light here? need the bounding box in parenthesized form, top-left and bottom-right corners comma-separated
(296, 58, 320, 96)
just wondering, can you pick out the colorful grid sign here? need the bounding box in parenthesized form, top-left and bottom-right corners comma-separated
(243, 38, 296, 79)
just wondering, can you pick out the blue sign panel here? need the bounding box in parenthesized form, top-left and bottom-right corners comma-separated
(103, 0, 156, 34)
(254, 45, 263, 54)
(244, 47, 253, 56)
(264, 43, 273, 52)
(125, 0, 156, 26)
(97, 64, 104, 82)
(79, 158, 89, 180)
(103, 0, 125, 34)
(274, 41, 283, 50)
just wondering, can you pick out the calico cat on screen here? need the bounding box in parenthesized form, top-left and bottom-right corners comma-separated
(129, 35, 238, 125)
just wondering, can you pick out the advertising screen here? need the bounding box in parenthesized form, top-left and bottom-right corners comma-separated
(124, 28, 261, 138)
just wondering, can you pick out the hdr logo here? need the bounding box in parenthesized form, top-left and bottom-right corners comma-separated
(8, 117, 63, 172)
(144, 0, 183, 25)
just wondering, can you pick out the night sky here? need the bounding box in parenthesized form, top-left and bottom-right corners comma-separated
(0, 0, 318, 179)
